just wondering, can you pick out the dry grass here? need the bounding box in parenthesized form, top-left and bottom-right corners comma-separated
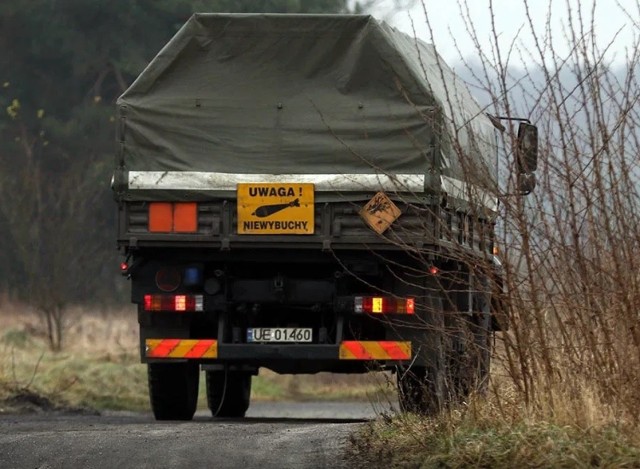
(349, 413, 640, 468)
(0, 301, 389, 413)
(0, 302, 145, 412)
(348, 359, 640, 468)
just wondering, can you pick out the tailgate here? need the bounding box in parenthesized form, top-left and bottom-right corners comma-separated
(118, 197, 440, 251)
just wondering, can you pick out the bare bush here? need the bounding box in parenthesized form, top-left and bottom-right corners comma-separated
(418, 0, 640, 423)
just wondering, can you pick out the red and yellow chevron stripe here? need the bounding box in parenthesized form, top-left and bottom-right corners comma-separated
(339, 341, 411, 360)
(145, 339, 217, 359)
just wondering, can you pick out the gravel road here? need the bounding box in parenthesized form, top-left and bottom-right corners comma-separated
(0, 401, 394, 469)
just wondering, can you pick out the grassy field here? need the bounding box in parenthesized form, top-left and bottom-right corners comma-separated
(0, 302, 393, 414)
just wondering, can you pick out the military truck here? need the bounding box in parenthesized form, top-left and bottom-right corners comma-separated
(113, 14, 537, 420)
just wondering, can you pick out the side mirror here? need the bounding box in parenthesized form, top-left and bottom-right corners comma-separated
(516, 123, 538, 173)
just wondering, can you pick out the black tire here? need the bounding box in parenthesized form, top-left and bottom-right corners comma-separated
(397, 365, 447, 415)
(395, 276, 449, 415)
(396, 287, 492, 415)
(450, 313, 492, 398)
(148, 362, 199, 421)
(206, 369, 252, 418)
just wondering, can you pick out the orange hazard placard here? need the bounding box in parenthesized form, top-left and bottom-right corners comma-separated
(237, 183, 314, 235)
(359, 192, 401, 234)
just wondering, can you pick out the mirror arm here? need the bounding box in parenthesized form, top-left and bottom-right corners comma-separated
(486, 114, 532, 130)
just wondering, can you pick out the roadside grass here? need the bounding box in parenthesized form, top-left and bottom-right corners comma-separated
(0, 303, 388, 413)
(348, 366, 640, 468)
(349, 412, 640, 468)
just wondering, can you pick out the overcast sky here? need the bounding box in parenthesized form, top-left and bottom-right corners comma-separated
(374, 0, 638, 66)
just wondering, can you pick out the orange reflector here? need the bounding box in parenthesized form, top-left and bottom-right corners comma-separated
(173, 202, 197, 232)
(339, 341, 411, 360)
(149, 203, 173, 232)
(148, 202, 198, 233)
(146, 339, 217, 359)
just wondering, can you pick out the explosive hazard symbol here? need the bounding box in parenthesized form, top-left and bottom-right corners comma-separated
(359, 192, 401, 234)
(237, 183, 315, 235)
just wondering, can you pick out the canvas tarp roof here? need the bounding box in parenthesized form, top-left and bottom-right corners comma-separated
(114, 14, 497, 206)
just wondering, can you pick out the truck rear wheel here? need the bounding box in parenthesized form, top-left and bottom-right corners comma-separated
(394, 276, 449, 415)
(397, 365, 446, 415)
(148, 362, 199, 421)
(450, 313, 491, 398)
(206, 370, 252, 418)
(397, 312, 492, 415)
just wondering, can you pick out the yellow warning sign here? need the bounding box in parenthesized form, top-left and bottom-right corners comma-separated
(237, 183, 314, 234)
(360, 192, 401, 234)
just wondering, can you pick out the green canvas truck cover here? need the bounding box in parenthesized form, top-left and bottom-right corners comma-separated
(114, 14, 497, 208)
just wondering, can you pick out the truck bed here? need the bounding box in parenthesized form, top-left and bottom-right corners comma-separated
(117, 198, 494, 257)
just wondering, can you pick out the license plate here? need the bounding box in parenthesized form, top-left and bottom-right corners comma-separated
(247, 328, 313, 343)
(237, 183, 314, 235)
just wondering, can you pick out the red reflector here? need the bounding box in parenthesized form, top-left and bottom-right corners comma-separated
(143, 294, 203, 312)
(155, 268, 181, 292)
(429, 266, 439, 275)
(120, 262, 128, 272)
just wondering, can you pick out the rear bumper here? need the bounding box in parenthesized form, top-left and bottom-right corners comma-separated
(145, 339, 411, 362)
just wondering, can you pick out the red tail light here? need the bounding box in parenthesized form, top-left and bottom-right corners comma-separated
(143, 294, 203, 312)
(406, 298, 415, 314)
(354, 296, 415, 314)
